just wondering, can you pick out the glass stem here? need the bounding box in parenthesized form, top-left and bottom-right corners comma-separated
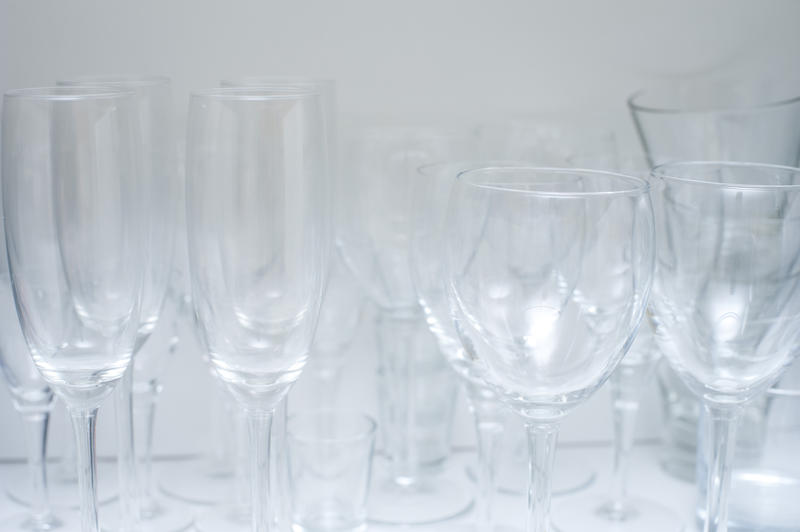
(247, 409, 274, 532)
(21, 409, 53, 524)
(465, 383, 504, 532)
(115, 366, 140, 530)
(270, 399, 288, 530)
(70, 407, 100, 532)
(525, 420, 560, 532)
(608, 365, 643, 510)
(702, 402, 741, 532)
(133, 386, 159, 513)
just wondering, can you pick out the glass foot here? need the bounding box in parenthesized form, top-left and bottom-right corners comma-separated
(99, 496, 195, 532)
(485, 451, 595, 496)
(0, 509, 76, 531)
(367, 458, 473, 525)
(193, 503, 251, 532)
(553, 493, 684, 532)
(158, 460, 236, 507)
(7, 462, 117, 511)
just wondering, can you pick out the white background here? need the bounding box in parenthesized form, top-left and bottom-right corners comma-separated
(1, 0, 799, 460)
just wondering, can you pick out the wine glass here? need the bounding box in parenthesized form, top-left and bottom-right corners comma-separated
(412, 160, 526, 532)
(337, 125, 472, 525)
(2, 86, 145, 532)
(444, 166, 655, 532)
(0, 199, 64, 530)
(548, 154, 683, 532)
(186, 87, 328, 532)
(649, 161, 800, 532)
(58, 74, 178, 532)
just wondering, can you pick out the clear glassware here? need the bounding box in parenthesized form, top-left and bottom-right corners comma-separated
(629, 84, 800, 167)
(286, 410, 376, 532)
(444, 166, 655, 532)
(629, 84, 800, 483)
(0, 197, 62, 530)
(218, 77, 337, 531)
(186, 86, 328, 532)
(650, 161, 800, 532)
(553, 319, 683, 532)
(411, 160, 522, 532)
(58, 74, 177, 532)
(2, 86, 145, 532)
(337, 125, 472, 525)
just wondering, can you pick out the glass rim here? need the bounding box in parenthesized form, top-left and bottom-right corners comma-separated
(287, 409, 377, 444)
(58, 75, 171, 88)
(651, 161, 800, 190)
(627, 87, 800, 115)
(4, 86, 135, 101)
(190, 86, 321, 101)
(418, 159, 532, 177)
(220, 75, 335, 88)
(456, 166, 650, 198)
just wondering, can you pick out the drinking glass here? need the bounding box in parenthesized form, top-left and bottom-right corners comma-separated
(649, 161, 800, 532)
(0, 199, 61, 530)
(553, 319, 683, 532)
(287, 410, 376, 532)
(186, 87, 328, 532)
(337, 125, 471, 525)
(219, 77, 337, 531)
(59, 74, 177, 532)
(629, 84, 800, 482)
(444, 166, 654, 532)
(2, 86, 145, 532)
(412, 161, 523, 532)
(629, 84, 800, 167)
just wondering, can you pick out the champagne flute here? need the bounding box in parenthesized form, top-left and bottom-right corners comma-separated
(58, 74, 177, 532)
(186, 86, 328, 532)
(2, 86, 145, 532)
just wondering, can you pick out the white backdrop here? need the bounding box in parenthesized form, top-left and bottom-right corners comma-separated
(1, 0, 799, 460)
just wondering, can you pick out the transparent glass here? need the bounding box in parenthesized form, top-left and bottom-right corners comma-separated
(337, 126, 472, 525)
(630, 84, 800, 483)
(186, 87, 328, 532)
(629, 84, 800, 167)
(287, 410, 376, 532)
(0, 210, 60, 531)
(649, 161, 800, 532)
(411, 161, 520, 532)
(444, 166, 655, 532)
(2, 86, 145, 532)
(58, 74, 177, 532)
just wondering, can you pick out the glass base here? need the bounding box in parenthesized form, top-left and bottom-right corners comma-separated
(484, 451, 595, 496)
(99, 496, 195, 532)
(553, 493, 684, 532)
(0, 510, 68, 531)
(158, 460, 236, 507)
(367, 458, 473, 525)
(7, 463, 117, 511)
(420, 524, 521, 532)
(193, 503, 251, 532)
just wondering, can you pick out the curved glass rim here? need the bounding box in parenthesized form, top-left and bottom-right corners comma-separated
(627, 87, 800, 115)
(220, 75, 334, 88)
(651, 161, 800, 190)
(287, 409, 377, 444)
(58, 75, 170, 88)
(4, 86, 135, 101)
(191, 86, 321, 101)
(418, 160, 532, 178)
(456, 166, 650, 198)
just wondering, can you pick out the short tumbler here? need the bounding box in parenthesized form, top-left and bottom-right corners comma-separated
(287, 411, 376, 532)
